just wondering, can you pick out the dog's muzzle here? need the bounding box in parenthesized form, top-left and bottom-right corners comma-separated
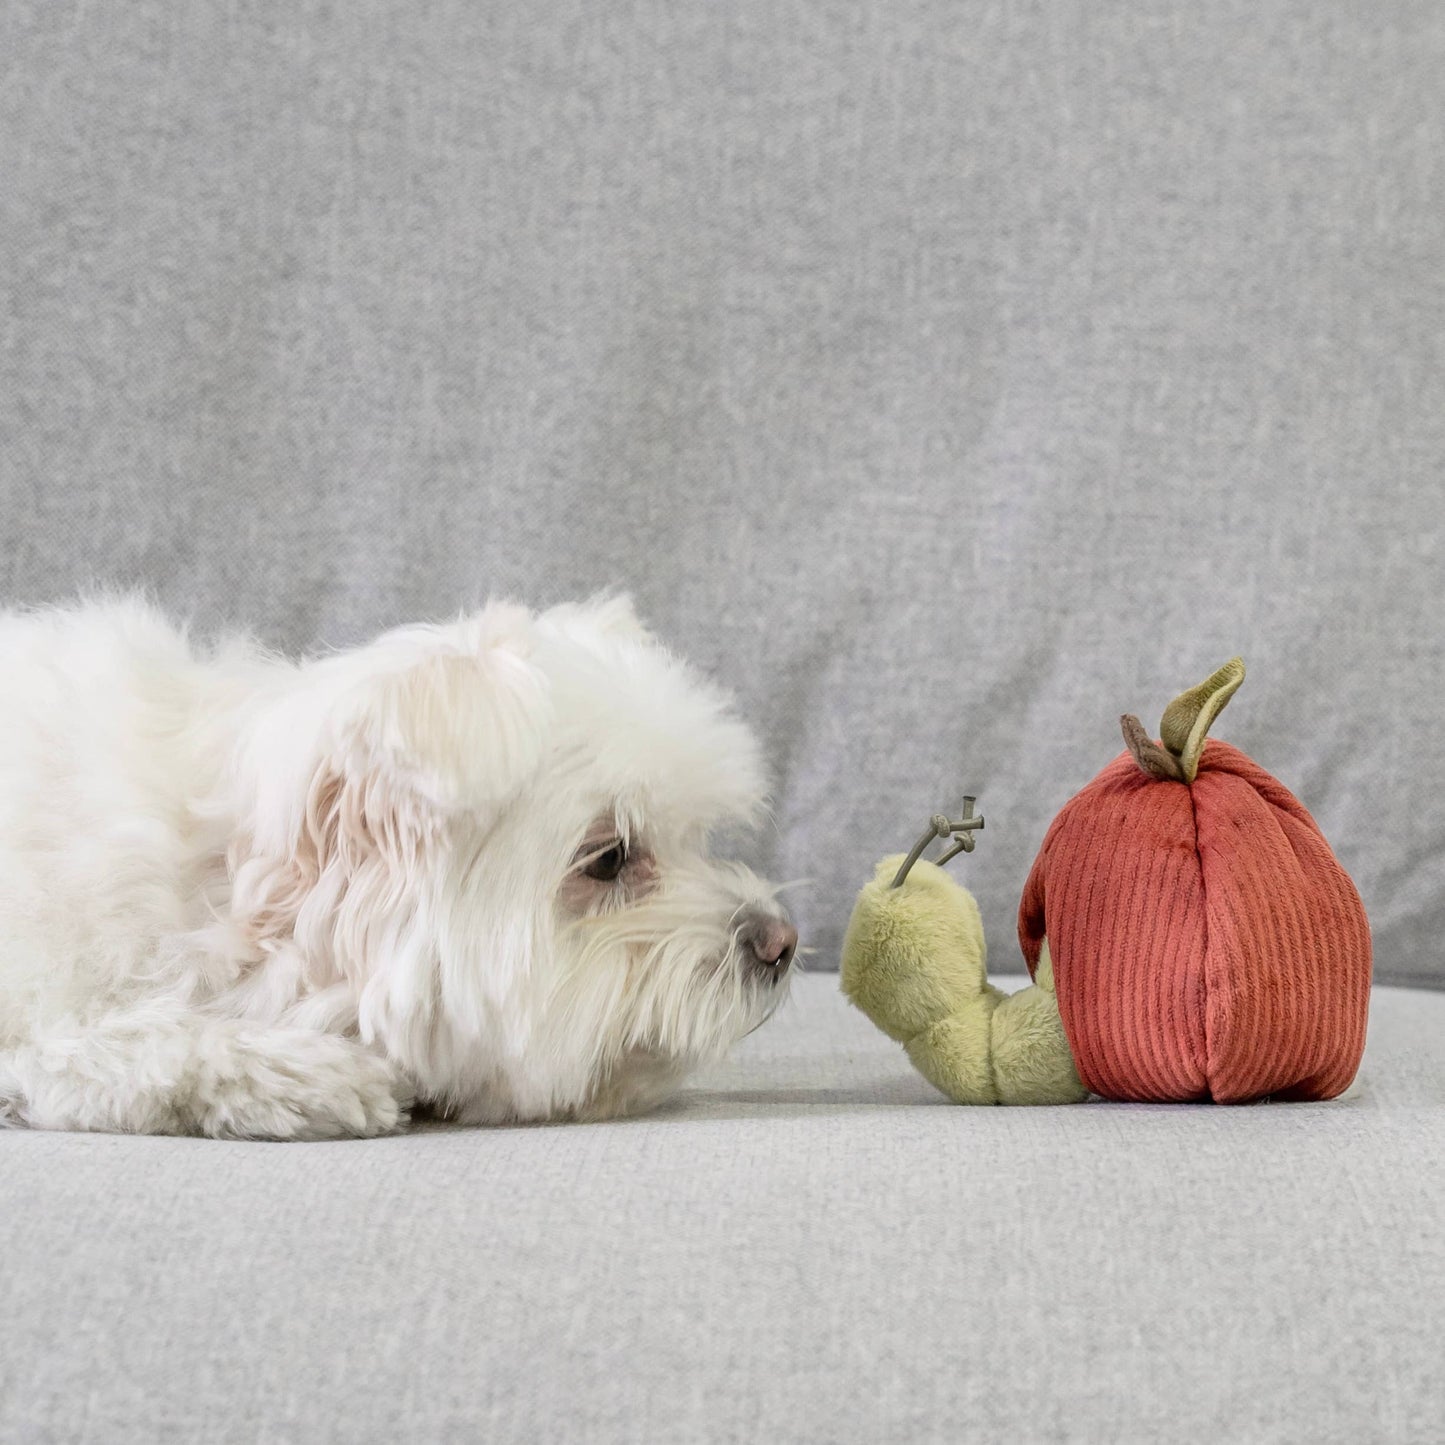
(739, 911, 798, 980)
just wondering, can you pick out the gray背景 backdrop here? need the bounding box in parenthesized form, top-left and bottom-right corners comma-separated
(2, 1, 1441, 985)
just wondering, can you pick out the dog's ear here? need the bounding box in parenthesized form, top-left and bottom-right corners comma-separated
(338, 629, 550, 816)
(231, 609, 550, 932)
(226, 609, 549, 970)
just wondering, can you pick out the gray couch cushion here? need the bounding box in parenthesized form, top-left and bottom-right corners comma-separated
(1, 3, 1441, 985)
(4, 973, 1442, 1443)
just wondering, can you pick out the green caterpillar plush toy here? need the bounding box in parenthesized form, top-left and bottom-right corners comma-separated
(840, 660, 1372, 1106)
(840, 840, 1087, 1106)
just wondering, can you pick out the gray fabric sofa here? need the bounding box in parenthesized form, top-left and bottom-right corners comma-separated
(3, 4, 1442, 1440)
(6, 977, 1444, 1442)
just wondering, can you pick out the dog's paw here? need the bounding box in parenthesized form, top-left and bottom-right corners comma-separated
(0, 1057, 24, 1129)
(191, 1030, 412, 1141)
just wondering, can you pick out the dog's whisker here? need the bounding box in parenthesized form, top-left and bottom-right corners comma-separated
(771, 878, 813, 896)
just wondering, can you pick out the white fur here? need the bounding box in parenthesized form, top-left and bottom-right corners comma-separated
(0, 594, 792, 1138)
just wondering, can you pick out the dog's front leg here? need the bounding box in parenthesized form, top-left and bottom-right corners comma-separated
(0, 1007, 411, 1140)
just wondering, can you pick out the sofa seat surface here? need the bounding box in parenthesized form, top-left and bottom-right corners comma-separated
(3, 974, 1442, 1444)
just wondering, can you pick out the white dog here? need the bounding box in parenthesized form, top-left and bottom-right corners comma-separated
(0, 594, 795, 1139)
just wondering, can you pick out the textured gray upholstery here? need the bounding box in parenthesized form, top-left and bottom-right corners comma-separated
(3, 12, 1441, 1442)
(1, 2, 1440, 985)
(3, 974, 1443, 1444)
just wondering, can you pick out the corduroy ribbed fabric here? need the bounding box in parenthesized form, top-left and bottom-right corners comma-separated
(1017, 740, 1372, 1104)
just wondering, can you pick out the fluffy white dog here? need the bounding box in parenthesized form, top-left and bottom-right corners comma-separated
(0, 594, 796, 1139)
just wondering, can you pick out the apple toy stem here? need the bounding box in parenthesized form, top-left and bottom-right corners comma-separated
(1121, 657, 1246, 784)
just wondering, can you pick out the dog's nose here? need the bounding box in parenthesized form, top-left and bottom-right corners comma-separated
(742, 915, 798, 969)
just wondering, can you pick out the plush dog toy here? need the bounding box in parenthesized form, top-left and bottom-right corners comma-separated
(840, 660, 1372, 1105)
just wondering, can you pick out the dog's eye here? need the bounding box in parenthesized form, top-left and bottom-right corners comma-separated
(583, 841, 629, 882)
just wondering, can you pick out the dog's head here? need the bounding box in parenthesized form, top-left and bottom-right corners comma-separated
(227, 596, 794, 1122)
